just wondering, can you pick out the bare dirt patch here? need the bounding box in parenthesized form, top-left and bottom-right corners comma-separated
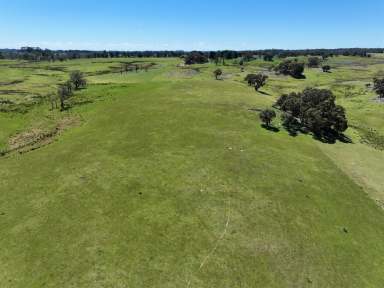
(0, 79, 25, 86)
(167, 68, 200, 78)
(3, 116, 82, 156)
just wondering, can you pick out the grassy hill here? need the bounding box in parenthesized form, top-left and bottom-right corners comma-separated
(0, 55, 384, 287)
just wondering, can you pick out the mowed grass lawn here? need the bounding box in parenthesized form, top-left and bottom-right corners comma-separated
(0, 57, 384, 287)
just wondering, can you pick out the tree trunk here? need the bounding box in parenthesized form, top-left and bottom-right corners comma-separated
(60, 96, 65, 111)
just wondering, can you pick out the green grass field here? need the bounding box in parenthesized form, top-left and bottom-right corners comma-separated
(0, 55, 384, 287)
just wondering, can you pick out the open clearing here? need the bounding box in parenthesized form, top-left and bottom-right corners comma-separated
(0, 55, 384, 287)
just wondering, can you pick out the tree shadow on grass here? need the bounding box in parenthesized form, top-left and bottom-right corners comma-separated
(261, 124, 280, 133)
(292, 74, 306, 79)
(258, 90, 270, 96)
(283, 122, 352, 144)
(313, 131, 352, 144)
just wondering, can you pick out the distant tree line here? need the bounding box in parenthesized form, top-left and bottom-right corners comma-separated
(1, 47, 383, 62)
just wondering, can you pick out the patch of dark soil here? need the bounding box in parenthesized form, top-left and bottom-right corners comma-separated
(86, 70, 115, 76)
(41, 66, 67, 72)
(2, 116, 82, 157)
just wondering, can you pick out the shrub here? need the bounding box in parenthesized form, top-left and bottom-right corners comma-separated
(259, 109, 276, 127)
(70, 71, 87, 90)
(213, 69, 223, 80)
(322, 65, 331, 72)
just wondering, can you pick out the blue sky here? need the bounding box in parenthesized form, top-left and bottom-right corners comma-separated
(1, 0, 383, 50)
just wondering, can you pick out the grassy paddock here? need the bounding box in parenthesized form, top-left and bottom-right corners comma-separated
(0, 55, 384, 287)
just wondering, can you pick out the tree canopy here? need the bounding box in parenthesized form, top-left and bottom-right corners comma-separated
(274, 59, 305, 79)
(245, 74, 268, 91)
(275, 88, 348, 140)
(308, 57, 321, 68)
(259, 109, 276, 127)
(184, 52, 208, 65)
(70, 71, 87, 90)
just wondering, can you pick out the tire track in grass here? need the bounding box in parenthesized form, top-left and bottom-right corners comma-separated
(186, 199, 231, 288)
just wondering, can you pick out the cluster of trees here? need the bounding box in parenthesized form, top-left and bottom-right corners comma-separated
(258, 48, 381, 58)
(307, 57, 321, 68)
(184, 52, 209, 65)
(307, 57, 332, 72)
(245, 74, 268, 91)
(373, 78, 384, 98)
(55, 71, 87, 110)
(274, 59, 305, 78)
(274, 88, 348, 139)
